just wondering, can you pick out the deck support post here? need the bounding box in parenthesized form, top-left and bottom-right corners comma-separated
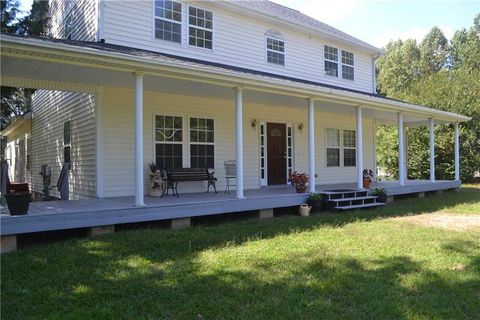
(134, 73, 145, 207)
(386, 196, 394, 203)
(417, 192, 425, 198)
(171, 217, 191, 230)
(429, 118, 435, 182)
(1, 235, 17, 254)
(259, 208, 274, 219)
(398, 113, 405, 186)
(356, 106, 364, 189)
(454, 122, 460, 181)
(235, 87, 245, 199)
(89, 225, 115, 237)
(308, 98, 316, 193)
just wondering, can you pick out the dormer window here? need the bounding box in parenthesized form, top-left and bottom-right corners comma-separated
(155, 0, 182, 43)
(341, 50, 354, 80)
(265, 30, 285, 66)
(324, 45, 338, 77)
(188, 6, 213, 49)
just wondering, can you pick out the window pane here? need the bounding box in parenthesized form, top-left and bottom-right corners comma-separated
(341, 50, 354, 65)
(325, 61, 338, 77)
(344, 148, 356, 167)
(155, 19, 181, 43)
(156, 143, 182, 169)
(327, 148, 340, 167)
(342, 65, 354, 81)
(324, 45, 338, 61)
(326, 128, 340, 147)
(343, 130, 356, 147)
(64, 121, 71, 146)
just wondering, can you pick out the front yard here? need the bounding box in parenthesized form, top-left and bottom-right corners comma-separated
(1, 186, 479, 319)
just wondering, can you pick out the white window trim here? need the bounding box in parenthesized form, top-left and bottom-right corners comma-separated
(187, 4, 214, 51)
(265, 36, 286, 67)
(325, 127, 357, 168)
(341, 49, 355, 81)
(324, 45, 339, 78)
(324, 44, 356, 82)
(187, 115, 216, 169)
(153, 0, 183, 45)
(153, 113, 185, 169)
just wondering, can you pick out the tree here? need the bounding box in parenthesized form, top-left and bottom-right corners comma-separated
(419, 26, 449, 74)
(0, 0, 20, 33)
(376, 39, 420, 98)
(376, 14, 480, 182)
(17, 0, 50, 36)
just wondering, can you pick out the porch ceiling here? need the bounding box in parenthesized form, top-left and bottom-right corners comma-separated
(0, 34, 469, 124)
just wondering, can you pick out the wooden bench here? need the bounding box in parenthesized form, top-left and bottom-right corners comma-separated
(165, 167, 217, 197)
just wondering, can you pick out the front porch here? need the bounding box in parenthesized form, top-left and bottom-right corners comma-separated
(1, 180, 460, 236)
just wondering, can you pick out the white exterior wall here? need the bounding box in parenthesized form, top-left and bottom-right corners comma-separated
(31, 91, 97, 200)
(49, 0, 97, 41)
(3, 122, 31, 185)
(101, 86, 375, 197)
(102, 0, 374, 93)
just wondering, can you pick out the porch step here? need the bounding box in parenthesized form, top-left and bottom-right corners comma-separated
(321, 189, 368, 200)
(336, 202, 386, 210)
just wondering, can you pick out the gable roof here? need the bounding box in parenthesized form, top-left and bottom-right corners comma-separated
(227, 0, 381, 54)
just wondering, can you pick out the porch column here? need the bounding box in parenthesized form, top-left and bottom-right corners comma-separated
(134, 73, 145, 207)
(308, 98, 316, 193)
(235, 87, 245, 199)
(398, 112, 405, 185)
(429, 118, 435, 182)
(356, 106, 364, 189)
(454, 122, 460, 181)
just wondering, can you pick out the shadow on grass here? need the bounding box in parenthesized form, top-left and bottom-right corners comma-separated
(1, 187, 479, 318)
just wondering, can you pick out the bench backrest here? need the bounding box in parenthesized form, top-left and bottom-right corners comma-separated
(166, 167, 211, 182)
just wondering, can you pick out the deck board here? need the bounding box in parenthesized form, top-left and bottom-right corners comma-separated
(0, 180, 460, 236)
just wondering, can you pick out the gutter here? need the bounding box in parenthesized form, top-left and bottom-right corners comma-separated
(0, 36, 470, 123)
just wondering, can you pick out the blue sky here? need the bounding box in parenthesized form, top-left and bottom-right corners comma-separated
(19, 0, 479, 48)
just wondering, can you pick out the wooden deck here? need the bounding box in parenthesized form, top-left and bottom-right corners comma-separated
(0, 180, 460, 236)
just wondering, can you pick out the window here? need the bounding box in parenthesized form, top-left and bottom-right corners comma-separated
(324, 45, 338, 77)
(63, 121, 71, 164)
(155, 0, 182, 43)
(266, 37, 285, 65)
(188, 6, 213, 49)
(326, 128, 356, 167)
(190, 117, 214, 168)
(155, 115, 183, 169)
(326, 128, 340, 166)
(64, 14, 73, 39)
(342, 50, 354, 81)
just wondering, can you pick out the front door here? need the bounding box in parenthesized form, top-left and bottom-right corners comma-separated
(267, 122, 287, 185)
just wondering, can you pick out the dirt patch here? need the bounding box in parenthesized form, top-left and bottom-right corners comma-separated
(394, 214, 480, 231)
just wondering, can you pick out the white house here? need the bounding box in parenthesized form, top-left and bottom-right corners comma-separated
(0, 0, 470, 241)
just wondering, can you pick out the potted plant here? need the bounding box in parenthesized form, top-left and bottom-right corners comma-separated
(148, 162, 164, 197)
(288, 171, 309, 193)
(363, 169, 374, 189)
(5, 191, 31, 215)
(371, 187, 387, 203)
(307, 192, 323, 212)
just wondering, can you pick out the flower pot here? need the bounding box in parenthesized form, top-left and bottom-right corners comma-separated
(307, 199, 323, 212)
(363, 178, 372, 189)
(376, 194, 387, 203)
(295, 185, 307, 193)
(5, 193, 31, 215)
(299, 204, 311, 217)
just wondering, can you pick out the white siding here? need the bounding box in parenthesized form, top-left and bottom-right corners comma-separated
(102, 0, 374, 93)
(31, 91, 96, 200)
(101, 86, 375, 197)
(49, 0, 97, 41)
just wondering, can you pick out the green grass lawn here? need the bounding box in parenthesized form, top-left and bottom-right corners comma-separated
(2, 186, 479, 319)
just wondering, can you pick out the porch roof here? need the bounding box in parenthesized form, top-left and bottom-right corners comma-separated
(0, 34, 470, 123)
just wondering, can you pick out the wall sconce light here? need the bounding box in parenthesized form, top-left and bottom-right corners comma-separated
(251, 119, 258, 128)
(298, 122, 304, 132)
